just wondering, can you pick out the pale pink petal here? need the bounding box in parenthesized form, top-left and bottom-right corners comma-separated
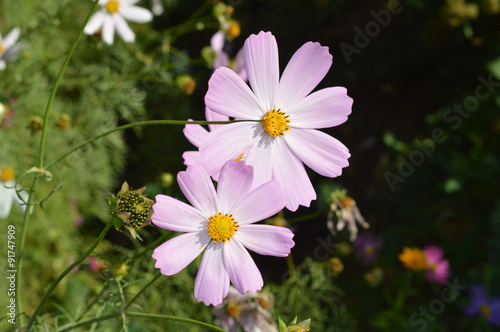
(3, 28, 20, 50)
(211, 31, 225, 54)
(232, 181, 285, 225)
(216, 160, 253, 213)
(272, 138, 316, 211)
(152, 194, 206, 232)
(243, 31, 279, 111)
(120, 6, 153, 23)
(102, 14, 115, 45)
(205, 107, 229, 132)
(205, 67, 263, 119)
(200, 122, 259, 180)
(195, 242, 230, 306)
(285, 129, 350, 178)
(84, 11, 106, 35)
(234, 48, 247, 82)
(114, 14, 135, 43)
(182, 151, 201, 166)
(287, 87, 352, 129)
(153, 231, 210, 275)
(177, 163, 218, 217)
(242, 133, 274, 189)
(238, 224, 294, 257)
(276, 41, 332, 111)
(223, 240, 263, 294)
(183, 120, 208, 148)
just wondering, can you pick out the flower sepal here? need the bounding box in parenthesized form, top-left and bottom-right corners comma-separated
(278, 316, 311, 332)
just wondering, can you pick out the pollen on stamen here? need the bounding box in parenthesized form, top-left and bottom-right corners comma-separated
(207, 212, 239, 243)
(262, 108, 290, 138)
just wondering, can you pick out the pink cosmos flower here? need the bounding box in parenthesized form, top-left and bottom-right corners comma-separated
(152, 160, 295, 306)
(202, 31, 352, 211)
(424, 246, 450, 285)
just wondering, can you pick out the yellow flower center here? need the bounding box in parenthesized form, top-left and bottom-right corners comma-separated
(0, 43, 4, 54)
(208, 212, 239, 243)
(398, 247, 427, 271)
(364, 244, 374, 255)
(262, 108, 290, 138)
(480, 304, 490, 318)
(225, 302, 242, 319)
(1, 168, 15, 182)
(235, 153, 245, 161)
(106, 0, 120, 13)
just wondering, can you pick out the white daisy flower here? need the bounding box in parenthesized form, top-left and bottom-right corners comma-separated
(84, 0, 153, 45)
(0, 168, 29, 219)
(0, 27, 25, 70)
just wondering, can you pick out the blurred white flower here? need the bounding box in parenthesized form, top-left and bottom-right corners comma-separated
(327, 188, 369, 241)
(0, 27, 25, 70)
(151, 0, 164, 16)
(0, 168, 29, 219)
(84, 0, 153, 45)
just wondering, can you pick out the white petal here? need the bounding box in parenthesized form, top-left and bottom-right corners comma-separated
(272, 138, 316, 211)
(114, 14, 135, 43)
(243, 31, 279, 111)
(84, 11, 106, 35)
(102, 14, 115, 45)
(223, 240, 263, 294)
(153, 232, 209, 275)
(195, 243, 230, 306)
(120, 6, 153, 23)
(0, 185, 14, 218)
(205, 67, 263, 119)
(0, 60, 6, 71)
(276, 41, 332, 111)
(3, 28, 20, 50)
(286, 128, 350, 178)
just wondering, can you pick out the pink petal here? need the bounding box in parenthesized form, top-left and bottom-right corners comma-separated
(272, 138, 316, 211)
(205, 107, 229, 132)
(223, 240, 263, 294)
(216, 160, 253, 213)
(285, 128, 350, 178)
(152, 194, 206, 232)
(210, 31, 225, 53)
(288, 87, 352, 129)
(182, 150, 201, 166)
(183, 120, 208, 148)
(232, 181, 286, 225)
(195, 242, 230, 306)
(177, 163, 218, 217)
(200, 122, 259, 180)
(205, 67, 263, 119)
(243, 31, 279, 111)
(276, 41, 332, 111)
(238, 224, 295, 257)
(243, 134, 274, 189)
(153, 232, 209, 275)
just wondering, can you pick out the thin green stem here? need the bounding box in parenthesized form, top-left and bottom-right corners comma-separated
(57, 313, 121, 332)
(15, 177, 39, 328)
(26, 220, 114, 331)
(43, 120, 256, 170)
(125, 312, 227, 332)
(76, 280, 110, 322)
(36, 0, 99, 168)
(123, 271, 161, 311)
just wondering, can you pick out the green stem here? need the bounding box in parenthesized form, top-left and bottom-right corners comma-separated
(36, 0, 99, 168)
(26, 220, 114, 331)
(43, 120, 255, 170)
(123, 271, 161, 311)
(287, 210, 325, 224)
(57, 313, 121, 332)
(15, 177, 38, 328)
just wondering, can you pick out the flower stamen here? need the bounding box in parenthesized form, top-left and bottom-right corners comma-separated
(262, 108, 290, 138)
(106, 0, 120, 13)
(1, 168, 15, 182)
(0, 43, 4, 54)
(208, 212, 239, 243)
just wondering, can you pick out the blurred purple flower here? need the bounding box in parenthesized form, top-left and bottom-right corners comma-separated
(423, 246, 450, 285)
(464, 284, 500, 327)
(353, 232, 382, 265)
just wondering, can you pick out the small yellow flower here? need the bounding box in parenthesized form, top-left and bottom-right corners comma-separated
(398, 247, 427, 271)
